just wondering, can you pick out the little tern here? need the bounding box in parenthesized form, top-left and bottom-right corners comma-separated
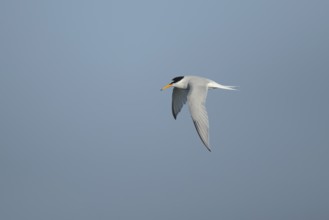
(161, 76, 235, 151)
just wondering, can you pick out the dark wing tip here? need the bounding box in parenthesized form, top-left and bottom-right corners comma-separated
(171, 101, 179, 120)
(171, 107, 177, 119)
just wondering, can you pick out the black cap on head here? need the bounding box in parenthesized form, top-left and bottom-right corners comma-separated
(171, 76, 184, 84)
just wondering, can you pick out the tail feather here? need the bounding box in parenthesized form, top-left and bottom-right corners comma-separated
(218, 85, 237, 90)
(208, 81, 238, 90)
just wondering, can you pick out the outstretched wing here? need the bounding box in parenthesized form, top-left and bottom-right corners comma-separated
(187, 85, 211, 151)
(172, 87, 189, 119)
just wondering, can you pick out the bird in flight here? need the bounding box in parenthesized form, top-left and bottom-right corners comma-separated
(161, 76, 235, 151)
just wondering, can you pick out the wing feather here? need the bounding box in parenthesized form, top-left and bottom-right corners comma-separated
(187, 85, 211, 151)
(172, 88, 189, 119)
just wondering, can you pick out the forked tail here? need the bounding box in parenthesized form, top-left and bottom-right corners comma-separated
(209, 81, 237, 90)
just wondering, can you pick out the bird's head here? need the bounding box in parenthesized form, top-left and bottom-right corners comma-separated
(161, 76, 185, 90)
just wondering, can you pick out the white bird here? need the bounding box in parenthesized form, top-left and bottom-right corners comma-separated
(161, 76, 235, 151)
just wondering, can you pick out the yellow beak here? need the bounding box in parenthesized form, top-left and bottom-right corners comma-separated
(161, 83, 173, 91)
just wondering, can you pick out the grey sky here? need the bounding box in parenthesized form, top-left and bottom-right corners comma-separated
(1, 1, 329, 219)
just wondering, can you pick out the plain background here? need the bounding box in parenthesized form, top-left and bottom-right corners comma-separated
(1, 1, 328, 219)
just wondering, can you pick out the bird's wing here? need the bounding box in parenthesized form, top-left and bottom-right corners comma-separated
(187, 85, 211, 151)
(172, 87, 189, 119)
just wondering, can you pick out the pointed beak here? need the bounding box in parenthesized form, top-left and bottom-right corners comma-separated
(161, 83, 173, 91)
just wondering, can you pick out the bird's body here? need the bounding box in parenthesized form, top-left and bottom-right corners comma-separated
(161, 76, 235, 151)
